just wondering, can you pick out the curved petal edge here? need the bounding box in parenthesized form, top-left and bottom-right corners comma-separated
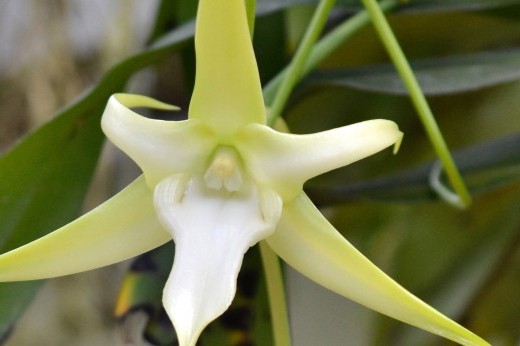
(101, 94, 217, 187)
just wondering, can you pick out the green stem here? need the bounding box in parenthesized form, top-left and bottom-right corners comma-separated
(267, 0, 336, 126)
(360, 0, 472, 208)
(264, 0, 398, 119)
(260, 241, 292, 346)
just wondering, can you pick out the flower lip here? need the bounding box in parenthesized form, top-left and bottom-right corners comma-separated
(153, 174, 283, 345)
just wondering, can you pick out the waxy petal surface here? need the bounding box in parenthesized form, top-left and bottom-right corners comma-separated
(238, 120, 403, 199)
(102, 94, 217, 187)
(153, 175, 282, 346)
(0, 176, 170, 281)
(267, 193, 490, 346)
(189, 0, 265, 135)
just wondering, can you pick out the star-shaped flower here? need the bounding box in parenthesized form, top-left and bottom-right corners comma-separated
(0, 0, 488, 345)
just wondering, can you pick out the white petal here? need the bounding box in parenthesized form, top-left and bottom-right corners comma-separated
(101, 94, 217, 186)
(237, 120, 403, 200)
(153, 175, 282, 346)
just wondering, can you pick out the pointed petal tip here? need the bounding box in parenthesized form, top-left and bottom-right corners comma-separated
(393, 130, 404, 154)
(112, 93, 180, 111)
(163, 291, 206, 346)
(269, 194, 489, 346)
(238, 118, 403, 200)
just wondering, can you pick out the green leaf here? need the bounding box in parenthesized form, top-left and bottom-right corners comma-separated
(0, 282, 41, 342)
(254, 11, 288, 85)
(304, 49, 520, 96)
(256, 0, 520, 13)
(395, 209, 520, 344)
(0, 94, 106, 338)
(147, 0, 179, 43)
(306, 133, 520, 205)
(319, 183, 520, 344)
(372, 183, 520, 344)
(400, 0, 520, 12)
(468, 234, 520, 344)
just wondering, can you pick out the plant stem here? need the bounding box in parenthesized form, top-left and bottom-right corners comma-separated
(260, 241, 292, 346)
(264, 0, 398, 120)
(267, 0, 336, 126)
(360, 0, 472, 208)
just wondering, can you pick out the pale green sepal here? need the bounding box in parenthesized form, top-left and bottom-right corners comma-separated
(189, 0, 266, 135)
(101, 94, 217, 187)
(238, 120, 403, 200)
(113, 93, 180, 111)
(153, 175, 282, 346)
(266, 193, 490, 346)
(0, 176, 170, 281)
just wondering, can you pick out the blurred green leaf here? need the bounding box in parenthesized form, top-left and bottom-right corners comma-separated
(304, 49, 520, 96)
(325, 183, 520, 345)
(393, 186, 520, 345)
(256, 0, 520, 12)
(307, 133, 520, 205)
(0, 19, 195, 340)
(469, 235, 520, 345)
(400, 0, 520, 12)
(148, 0, 180, 43)
(370, 183, 520, 345)
(254, 11, 288, 85)
(0, 93, 106, 338)
(0, 282, 41, 343)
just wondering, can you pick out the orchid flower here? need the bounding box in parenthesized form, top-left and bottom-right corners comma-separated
(0, 0, 489, 345)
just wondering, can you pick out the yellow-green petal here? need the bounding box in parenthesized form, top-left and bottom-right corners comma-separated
(238, 120, 403, 200)
(102, 94, 217, 187)
(189, 0, 266, 135)
(0, 176, 170, 281)
(266, 193, 490, 346)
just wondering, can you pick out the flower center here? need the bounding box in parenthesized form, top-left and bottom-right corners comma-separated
(203, 147, 243, 192)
